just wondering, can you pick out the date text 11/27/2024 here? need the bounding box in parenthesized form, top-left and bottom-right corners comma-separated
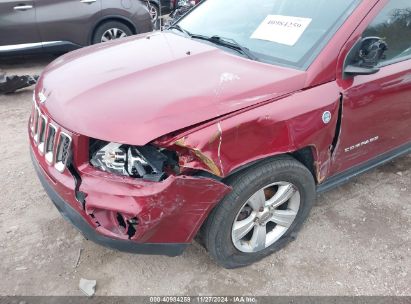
(149, 296, 257, 303)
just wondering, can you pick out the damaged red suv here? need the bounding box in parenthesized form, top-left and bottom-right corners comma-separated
(29, 0, 411, 268)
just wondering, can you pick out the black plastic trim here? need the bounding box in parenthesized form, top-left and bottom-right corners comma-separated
(317, 142, 411, 193)
(31, 151, 188, 257)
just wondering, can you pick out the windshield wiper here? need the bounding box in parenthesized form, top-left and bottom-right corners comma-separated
(168, 24, 192, 38)
(167, 28, 258, 61)
(191, 34, 258, 61)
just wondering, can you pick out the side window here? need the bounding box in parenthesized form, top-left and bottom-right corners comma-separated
(363, 0, 411, 65)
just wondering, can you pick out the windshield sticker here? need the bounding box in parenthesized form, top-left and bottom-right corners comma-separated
(251, 15, 312, 46)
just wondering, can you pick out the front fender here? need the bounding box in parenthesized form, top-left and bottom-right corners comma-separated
(157, 81, 341, 183)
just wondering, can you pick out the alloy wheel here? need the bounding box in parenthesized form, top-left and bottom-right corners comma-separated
(101, 28, 128, 42)
(149, 5, 158, 22)
(231, 182, 301, 253)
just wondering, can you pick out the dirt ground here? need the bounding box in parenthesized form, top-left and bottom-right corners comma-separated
(0, 55, 410, 296)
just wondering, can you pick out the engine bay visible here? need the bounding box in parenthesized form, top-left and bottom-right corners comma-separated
(89, 139, 179, 182)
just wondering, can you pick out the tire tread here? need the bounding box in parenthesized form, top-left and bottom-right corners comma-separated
(202, 156, 315, 269)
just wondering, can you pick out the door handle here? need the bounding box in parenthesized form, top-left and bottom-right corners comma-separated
(80, 0, 97, 3)
(14, 5, 33, 11)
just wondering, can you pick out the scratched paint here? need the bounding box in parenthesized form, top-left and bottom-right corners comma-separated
(158, 82, 341, 182)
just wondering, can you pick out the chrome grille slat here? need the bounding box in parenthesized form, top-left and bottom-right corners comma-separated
(30, 101, 72, 173)
(38, 115, 47, 154)
(45, 124, 57, 164)
(29, 101, 35, 134)
(55, 132, 72, 173)
(32, 107, 40, 142)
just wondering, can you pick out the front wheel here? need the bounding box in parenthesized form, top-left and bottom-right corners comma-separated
(92, 21, 133, 45)
(202, 156, 316, 269)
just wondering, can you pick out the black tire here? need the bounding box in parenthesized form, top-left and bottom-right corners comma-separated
(202, 156, 316, 269)
(92, 21, 133, 45)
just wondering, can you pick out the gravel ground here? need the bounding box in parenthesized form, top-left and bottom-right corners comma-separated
(0, 55, 410, 296)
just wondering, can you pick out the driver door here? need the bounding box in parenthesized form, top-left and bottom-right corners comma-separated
(331, 0, 411, 175)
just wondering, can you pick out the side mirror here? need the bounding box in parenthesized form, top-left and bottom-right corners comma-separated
(343, 37, 388, 78)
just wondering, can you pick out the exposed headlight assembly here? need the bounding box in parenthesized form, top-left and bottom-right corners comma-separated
(90, 141, 178, 182)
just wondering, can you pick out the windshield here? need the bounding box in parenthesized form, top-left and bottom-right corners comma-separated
(177, 0, 359, 69)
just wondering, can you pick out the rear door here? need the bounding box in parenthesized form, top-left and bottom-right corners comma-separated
(0, 0, 41, 47)
(35, 0, 102, 46)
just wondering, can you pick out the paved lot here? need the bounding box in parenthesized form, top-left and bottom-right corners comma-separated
(0, 55, 410, 296)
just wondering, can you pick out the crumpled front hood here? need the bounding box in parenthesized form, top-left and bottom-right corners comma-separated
(37, 32, 307, 145)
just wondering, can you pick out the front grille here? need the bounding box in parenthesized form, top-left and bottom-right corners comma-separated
(30, 101, 72, 173)
(32, 107, 40, 142)
(38, 115, 47, 154)
(45, 124, 57, 164)
(55, 133, 72, 173)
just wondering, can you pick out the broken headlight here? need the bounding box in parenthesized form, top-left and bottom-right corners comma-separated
(90, 141, 178, 182)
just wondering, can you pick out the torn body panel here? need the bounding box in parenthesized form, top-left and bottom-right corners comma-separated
(157, 82, 342, 183)
(29, 123, 231, 245)
(78, 168, 231, 243)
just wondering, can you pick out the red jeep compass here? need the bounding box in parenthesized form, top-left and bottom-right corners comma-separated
(29, 0, 411, 268)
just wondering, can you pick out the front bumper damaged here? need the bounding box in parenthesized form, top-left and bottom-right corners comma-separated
(32, 151, 187, 256)
(31, 144, 231, 256)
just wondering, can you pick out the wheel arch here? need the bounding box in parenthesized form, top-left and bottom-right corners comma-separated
(149, 0, 160, 9)
(89, 16, 138, 44)
(291, 147, 319, 184)
(222, 147, 319, 184)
